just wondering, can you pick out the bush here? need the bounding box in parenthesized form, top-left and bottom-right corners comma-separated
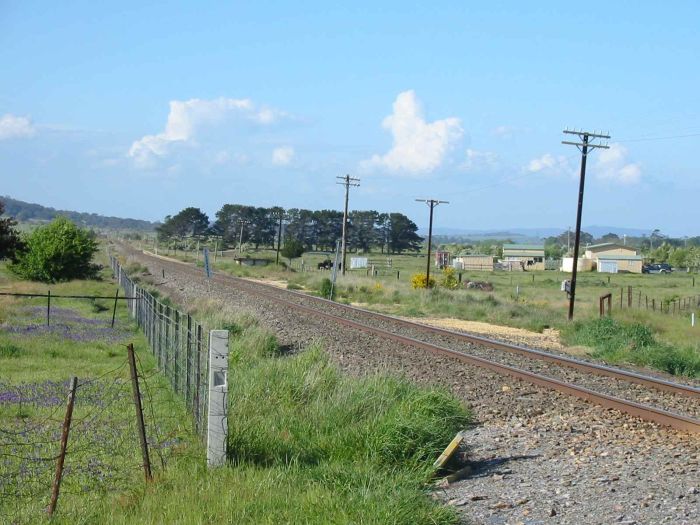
(319, 277, 334, 299)
(411, 273, 436, 289)
(10, 217, 99, 282)
(440, 267, 459, 289)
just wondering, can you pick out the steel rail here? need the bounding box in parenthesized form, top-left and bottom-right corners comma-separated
(126, 247, 700, 431)
(216, 277, 700, 434)
(208, 269, 700, 399)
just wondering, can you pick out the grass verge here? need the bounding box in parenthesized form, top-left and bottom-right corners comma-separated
(561, 317, 700, 378)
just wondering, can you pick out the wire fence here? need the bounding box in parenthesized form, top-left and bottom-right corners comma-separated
(602, 285, 700, 316)
(0, 352, 191, 522)
(110, 256, 210, 435)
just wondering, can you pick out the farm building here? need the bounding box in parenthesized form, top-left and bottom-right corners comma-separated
(586, 243, 642, 274)
(561, 257, 594, 272)
(595, 254, 643, 273)
(501, 243, 545, 271)
(560, 243, 643, 274)
(452, 254, 494, 271)
(434, 251, 450, 268)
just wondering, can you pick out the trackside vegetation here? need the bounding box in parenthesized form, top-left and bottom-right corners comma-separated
(561, 317, 700, 378)
(76, 300, 470, 524)
(1, 256, 471, 524)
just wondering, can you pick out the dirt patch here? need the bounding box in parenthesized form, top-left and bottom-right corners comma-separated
(244, 277, 289, 290)
(397, 316, 568, 352)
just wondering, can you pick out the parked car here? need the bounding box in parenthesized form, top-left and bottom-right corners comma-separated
(643, 263, 673, 274)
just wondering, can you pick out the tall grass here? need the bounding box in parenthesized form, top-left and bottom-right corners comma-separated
(2, 259, 472, 524)
(562, 317, 700, 378)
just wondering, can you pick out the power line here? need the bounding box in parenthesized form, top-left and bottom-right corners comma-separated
(616, 131, 700, 143)
(336, 175, 360, 276)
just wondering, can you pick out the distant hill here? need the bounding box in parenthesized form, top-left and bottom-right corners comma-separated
(427, 225, 654, 241)
(1, 196, 157, 232)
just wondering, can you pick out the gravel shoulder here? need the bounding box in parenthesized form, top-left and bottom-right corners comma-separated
(118, 246, 700, 525)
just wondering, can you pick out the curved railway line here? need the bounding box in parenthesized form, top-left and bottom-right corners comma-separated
(122, 246, 700, 434)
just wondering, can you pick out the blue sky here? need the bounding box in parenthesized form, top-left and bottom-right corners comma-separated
(1, 1, 699, 235)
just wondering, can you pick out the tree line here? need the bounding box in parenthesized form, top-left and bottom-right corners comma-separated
(156, 205, 424, 254)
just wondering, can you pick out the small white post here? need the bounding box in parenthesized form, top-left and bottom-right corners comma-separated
(692, 312, 696, 327)
(207, 330, 229, 467)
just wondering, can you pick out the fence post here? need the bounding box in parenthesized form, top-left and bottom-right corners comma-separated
(111, 288, 119, 328)
(186, 314, 192, 409)
(48, 376, 78, 517)
(207, 330, 229, 467)
(164, 305, 170, 378)
(628, 286, 632, 308)
(195, 324, 202, 433)
(47, 290, 51, 327)
(127, 344, 153, 482)
(620, 287, 623, 309)
(174, 310, 180, 394)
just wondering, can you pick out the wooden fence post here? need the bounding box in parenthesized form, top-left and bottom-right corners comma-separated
(47, 290, 51, 327)
(48, 377, 78, 517)
(127, 344, 152, 482)
(111, 288, 119, 328)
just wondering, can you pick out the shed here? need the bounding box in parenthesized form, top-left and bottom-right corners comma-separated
(502, 243, 545, 271)
(596, 254, 643, 274)
(584, 243, 638, 260)
(561, 257, 594, 272)
(434, 251, 450, 269)
(453, 255, 494, 271)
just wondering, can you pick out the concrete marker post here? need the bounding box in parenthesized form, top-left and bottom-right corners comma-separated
(207, 329, 229, 467)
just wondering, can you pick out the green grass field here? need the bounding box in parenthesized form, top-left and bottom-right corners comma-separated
(1, 252, 471, 524)
(154, 244, 700, 378)
(0, 260, 193, 524)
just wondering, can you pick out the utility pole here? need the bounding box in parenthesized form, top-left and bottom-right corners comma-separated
(273, 210, 286, 265)
(237, 220, 250, 254)
(562, 128, 610, 320)
(415, 199, 449, 288)
(336, 175, 360, 276)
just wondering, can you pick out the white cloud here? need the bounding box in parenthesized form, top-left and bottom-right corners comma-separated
(128, 97, 286, 167)
(0, 114, 36, 140)
(525, 153, 573, 176)
(492, 125, 515, 138)
(594, 143, 641, 184)
(272, 146, 295, 166)
(361, 90, 463, 175)
(462, 148, 498, 171)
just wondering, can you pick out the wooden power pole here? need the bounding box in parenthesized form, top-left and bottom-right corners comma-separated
(562, 128, 610, 320)
(337, 175, 360, 275)
(415, 198, 448, 287)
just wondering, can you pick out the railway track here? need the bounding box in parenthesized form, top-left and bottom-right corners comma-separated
(121, 246, 700, 434)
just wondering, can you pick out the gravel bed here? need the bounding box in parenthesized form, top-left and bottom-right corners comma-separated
(118, 246, 700, 525)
